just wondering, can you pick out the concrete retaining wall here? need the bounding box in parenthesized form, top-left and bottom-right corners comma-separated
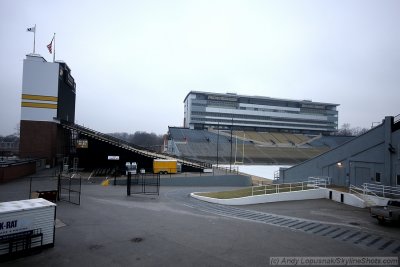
(116, 174, 252, 187)
(160, 174, 252, 187)
(192, 187, 377, 208)
(191, 188, 327, 205)
(363, 195, 390, 206)
(325, 189, 366, 208)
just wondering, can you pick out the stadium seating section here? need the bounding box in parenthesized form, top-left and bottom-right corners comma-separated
(167, 128, 353, 165)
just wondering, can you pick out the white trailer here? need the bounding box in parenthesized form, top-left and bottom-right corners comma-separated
(0, 198, 56, 258)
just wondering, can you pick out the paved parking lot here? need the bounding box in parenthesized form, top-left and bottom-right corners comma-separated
(243, 198, 400, 241)
(1, 174, 399, 266)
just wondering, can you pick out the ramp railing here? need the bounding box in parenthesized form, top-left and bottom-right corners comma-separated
(251, 177, 327, 196)
(308, 176, 331, 187)
(362, 183, 400, 199)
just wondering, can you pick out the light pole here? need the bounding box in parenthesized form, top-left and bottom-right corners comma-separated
(230, 118, 233, 172)
(216, 122, 219, 168)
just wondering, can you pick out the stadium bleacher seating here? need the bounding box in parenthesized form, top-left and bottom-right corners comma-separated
(167, 127, 352, 165)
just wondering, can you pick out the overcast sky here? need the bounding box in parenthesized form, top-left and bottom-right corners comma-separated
(1, 0, 399, 136)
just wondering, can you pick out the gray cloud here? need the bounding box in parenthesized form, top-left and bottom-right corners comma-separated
(1, 0, 399, 135)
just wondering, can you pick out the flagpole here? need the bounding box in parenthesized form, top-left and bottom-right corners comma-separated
(53, 33, 56, 62)
(33, 24, 36, 54)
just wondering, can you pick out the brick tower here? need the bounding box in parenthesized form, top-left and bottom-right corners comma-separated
(19, 54, 76, 166)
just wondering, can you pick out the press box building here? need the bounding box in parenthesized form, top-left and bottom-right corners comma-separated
(183, 91, 339, 134)
(19, 54, 76, 166)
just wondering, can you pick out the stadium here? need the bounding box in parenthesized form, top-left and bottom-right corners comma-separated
(164, 91, 352, 168)
(1, 52, 400, 263)
(1, 54, 398, 189)
(166, 126, 352, 165)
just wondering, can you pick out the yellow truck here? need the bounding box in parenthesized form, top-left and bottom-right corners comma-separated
(153, 159, 181, 174)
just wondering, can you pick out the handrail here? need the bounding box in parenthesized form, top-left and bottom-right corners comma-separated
(273, 170, 280, 180)
(349, 184, 379, 198)
(362, 183, 400, 198)
(251, 178, 326, 196)
(363, 188, 380, 198)
(308, 176, 331, 187)
(349, 184, 399, 200)
(349, 184, 363, 194)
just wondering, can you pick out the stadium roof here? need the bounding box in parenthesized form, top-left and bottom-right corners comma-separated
(183, 90, 339, 107)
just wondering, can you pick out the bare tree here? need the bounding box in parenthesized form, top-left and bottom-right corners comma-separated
(336, 123, 368, 136)
(352, 127, 369, 136)
(14, 123, 20, 137)
(109, 131, 164, 151)
(337, 123, 352, 136)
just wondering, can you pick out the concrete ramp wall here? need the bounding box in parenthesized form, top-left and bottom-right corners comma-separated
(160, 174, 252, 187)
(192, 188, 373, 208)
(116, 174, 252, 187)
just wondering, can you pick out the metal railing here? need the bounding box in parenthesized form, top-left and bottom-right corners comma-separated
(349, 184, 382, 207)
(251, 177, 328, 196)
(308, 176, 331, 187)
(273, 170, 279, 180)
(213, 165, 240, 175)
(362, 183, 400, 199)
(349, 184, 363, 195)
(349, 184, 380, 198)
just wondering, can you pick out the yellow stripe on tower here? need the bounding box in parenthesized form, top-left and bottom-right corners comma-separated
(21, 102, 58, 109)
(22, 94, 58, 102)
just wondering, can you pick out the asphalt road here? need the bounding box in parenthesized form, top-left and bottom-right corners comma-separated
(1, 177, 399, 266)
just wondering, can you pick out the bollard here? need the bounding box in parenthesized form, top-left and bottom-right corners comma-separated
(127, 172, 131, 196)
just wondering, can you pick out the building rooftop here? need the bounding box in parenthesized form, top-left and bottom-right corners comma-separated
(184, 90, 339, 107)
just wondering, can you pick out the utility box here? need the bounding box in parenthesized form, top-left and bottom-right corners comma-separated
(125, 162, 137, 175)
(0, 198, 56, 258)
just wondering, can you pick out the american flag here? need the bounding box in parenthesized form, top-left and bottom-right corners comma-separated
(26, 26, 36, 32)
(47, 37, 54, 54)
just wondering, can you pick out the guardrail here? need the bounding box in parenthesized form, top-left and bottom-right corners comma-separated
(308, 176, 331, 187)
(349, 184, 380, 198)
(349, 184, 362, 195)
(273, 170, 279, 180)
(363, 183, 400, 199)
(251, 177, 328, 196)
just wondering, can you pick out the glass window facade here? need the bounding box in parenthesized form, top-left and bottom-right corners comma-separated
(183, 91, 339, 134)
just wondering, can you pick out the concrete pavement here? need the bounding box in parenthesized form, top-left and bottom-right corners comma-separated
(0, 176, 398, 266)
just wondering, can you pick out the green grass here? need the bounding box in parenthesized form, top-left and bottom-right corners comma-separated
(197, 188, 253, 199)
(197, 183, 308, 199)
